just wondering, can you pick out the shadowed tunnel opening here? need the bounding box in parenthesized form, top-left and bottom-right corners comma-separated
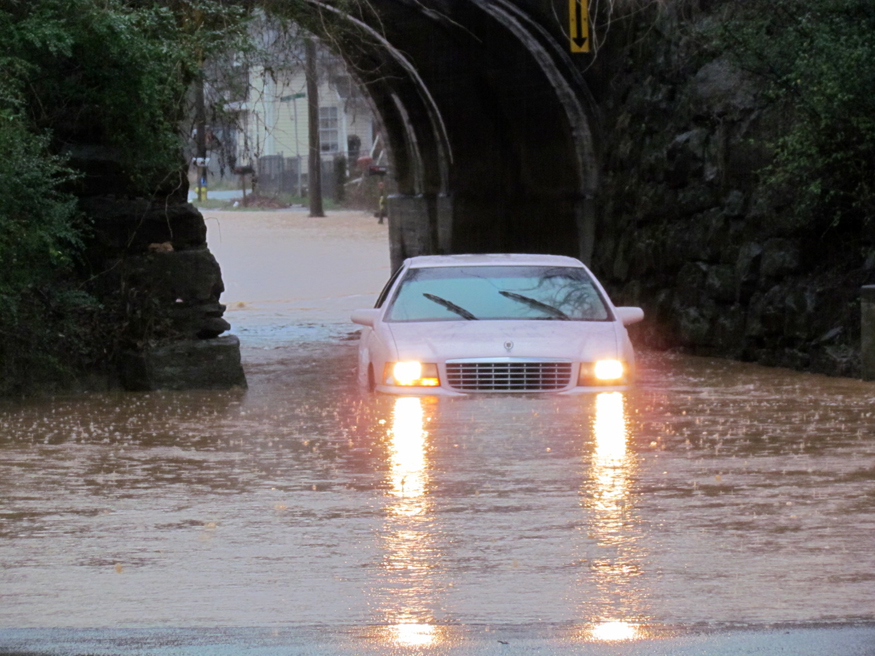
(309, 0, 600, 269)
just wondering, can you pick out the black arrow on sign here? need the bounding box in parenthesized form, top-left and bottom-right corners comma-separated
(572, 0, 588, 50)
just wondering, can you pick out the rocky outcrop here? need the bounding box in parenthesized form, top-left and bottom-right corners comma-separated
(79, 195, 245, 390)
(587, 6, 865, 377)
(119, 246, 231, 340)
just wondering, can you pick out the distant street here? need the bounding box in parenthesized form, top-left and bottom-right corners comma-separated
(1, 210, 874, 655)
(188, 189, 244, 202)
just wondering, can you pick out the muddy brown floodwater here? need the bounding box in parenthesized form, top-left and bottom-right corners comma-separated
(1, 210, 875, 649)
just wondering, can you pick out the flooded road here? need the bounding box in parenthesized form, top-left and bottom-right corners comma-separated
(1, 210, 875, 652)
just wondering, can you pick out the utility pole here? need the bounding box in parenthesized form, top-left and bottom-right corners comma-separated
(305, 38, 324, 217)
(192, 5, 208, 202)
(194, 68, 208, 201)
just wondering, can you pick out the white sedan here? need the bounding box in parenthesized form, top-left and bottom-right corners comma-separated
(351, 254, 644, 395)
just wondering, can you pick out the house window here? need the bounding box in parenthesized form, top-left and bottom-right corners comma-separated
(319, 106, 339, 152)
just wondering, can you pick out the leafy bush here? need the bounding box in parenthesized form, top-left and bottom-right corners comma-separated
(0, 105, 93, 393)
(0, 0, 249, 393)
(716, 0, 875, 231)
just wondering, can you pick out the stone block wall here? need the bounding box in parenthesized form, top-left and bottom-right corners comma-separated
(78, 193, 245, 390)
(586, 5, 867, 377)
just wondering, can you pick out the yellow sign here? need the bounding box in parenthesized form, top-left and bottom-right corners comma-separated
(569, 0, 590, 53)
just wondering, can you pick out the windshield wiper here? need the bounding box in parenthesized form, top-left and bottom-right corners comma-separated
(499, 291, 570, 320)
(423, 293, 478, 320)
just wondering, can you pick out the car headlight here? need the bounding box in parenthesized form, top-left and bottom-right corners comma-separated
(578, 360, 627, 386)
(384, 362, 440, 387)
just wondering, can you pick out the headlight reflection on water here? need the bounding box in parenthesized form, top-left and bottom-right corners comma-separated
(590, 391, 633, 529)
(389, 396, 428, 503)
(379, 395, 649, 647)
(580, 392, 651, 641)
(594, 391, 629, 465)
(387, 621, 440, 647)
(373, 397, 446, 648)
(588, 620, 640, 642)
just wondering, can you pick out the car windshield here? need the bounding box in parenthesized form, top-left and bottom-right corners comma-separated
(385, 265, 611, 322)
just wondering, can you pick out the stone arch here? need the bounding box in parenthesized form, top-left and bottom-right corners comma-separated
(309, 0, 600, 268)
(75, 0, 604, 390)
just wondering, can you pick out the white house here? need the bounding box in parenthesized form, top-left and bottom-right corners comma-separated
(230, 49, 376, 194)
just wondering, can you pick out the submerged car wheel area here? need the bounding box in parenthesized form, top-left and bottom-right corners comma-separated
(351, 254, 644, 395)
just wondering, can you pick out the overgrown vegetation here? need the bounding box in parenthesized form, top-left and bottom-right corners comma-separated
(1, 3, 86, 394)
(715, 0, 875, 233)
(0, 0, 251, 394)
(0, 103, 89, 394)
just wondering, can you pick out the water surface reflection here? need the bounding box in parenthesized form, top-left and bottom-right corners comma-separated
(388, 397, 429, 505)
(1, 350, 875, 629)
(580, 392, 650, 640)
(590, 619, 640, 642)
(373, 397, 445, 647)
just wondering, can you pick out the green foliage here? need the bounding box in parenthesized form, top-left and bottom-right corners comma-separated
(0, 127, 77, 300)
(717, 0, 875, 230)
(0, 108, 94, 394)
(0, 3, 86, 393)
(0, 0, 252, 393)
(2, 0, 251, 194)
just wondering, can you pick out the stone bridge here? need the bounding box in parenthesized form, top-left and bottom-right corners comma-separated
(326, 0, 601, 270)
(80, 0, 864, 389)
(83, 0, 604, 389)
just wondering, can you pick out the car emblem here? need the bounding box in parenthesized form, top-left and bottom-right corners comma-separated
(504, 340, 514, 352)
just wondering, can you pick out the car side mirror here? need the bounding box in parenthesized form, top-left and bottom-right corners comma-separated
(615, 307, 644, 326)
(351, 308, 380, 327)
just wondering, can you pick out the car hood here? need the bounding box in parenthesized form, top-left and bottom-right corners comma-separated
(385, 320, 621, 362)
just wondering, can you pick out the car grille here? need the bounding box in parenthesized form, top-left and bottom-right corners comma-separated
(445, 360, 573, 392)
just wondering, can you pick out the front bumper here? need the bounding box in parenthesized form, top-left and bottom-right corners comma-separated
(373, 382, 630, 396)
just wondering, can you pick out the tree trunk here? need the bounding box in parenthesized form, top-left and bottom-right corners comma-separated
(305, 38, 324, 217)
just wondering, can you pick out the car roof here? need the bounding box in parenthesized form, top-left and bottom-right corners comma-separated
(405, 253, 587, 268)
